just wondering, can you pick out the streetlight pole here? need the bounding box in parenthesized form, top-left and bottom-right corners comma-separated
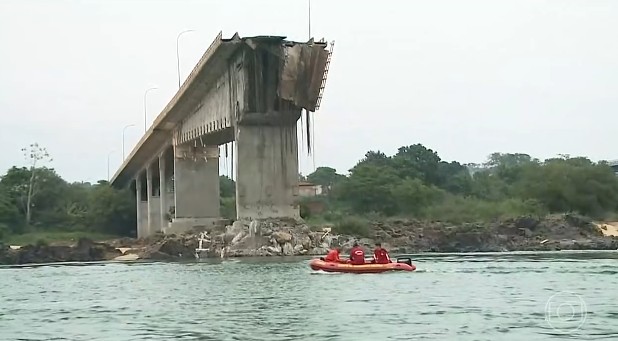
(176, 29, 195, 89)
(122, 124, 135, 160)
(107, 150, 116, 182)
(143, 87, 158, 133)
(308, 0, 311, 39)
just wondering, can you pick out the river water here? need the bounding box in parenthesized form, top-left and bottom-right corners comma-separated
(1, 251, 617, 341)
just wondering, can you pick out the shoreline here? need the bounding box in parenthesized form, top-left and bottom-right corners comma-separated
(2, 249, 618, 269)
(2, 213, 618, 265)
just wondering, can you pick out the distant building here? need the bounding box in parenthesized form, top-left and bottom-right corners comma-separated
(298, 181, 323, 197)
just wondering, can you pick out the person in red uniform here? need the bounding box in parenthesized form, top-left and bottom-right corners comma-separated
(323, 247, 341, 263)
(348, 242, 366, 265)
(372, 243, 391, 264)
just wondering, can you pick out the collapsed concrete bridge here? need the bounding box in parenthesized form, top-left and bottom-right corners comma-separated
(110, 32, 333, 238)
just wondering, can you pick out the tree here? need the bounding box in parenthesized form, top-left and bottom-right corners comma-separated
(219, 175, 235, 198)
(351, 150, 391, 171)
(338, 164, 400, 215)
(484, 152, 536, 168)
(514, 157, 618, 217)
(0, 184, 20, 235)
(86, 184, 136, 236)
(306, 167, 346, 191)
(391, 178, 445, 215)
(0, 166, 67, 229)
(435, 161, 473, 194)
(392, 144, 442, 184)
(20, 143, 52, 226)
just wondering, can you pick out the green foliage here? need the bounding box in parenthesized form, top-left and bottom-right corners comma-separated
(220, 197, 236, 220)
(4, 142, 618, 243)
(0, 223, 9, 240)
(0, 184, 21, 234)
(219, 175, 235, 198)
(306, 167, 346, 188)
(337, 164, 400, 215)
(420, 195, 547, 224)
(0, 145, 136, 243)
(317, 147, 618, 223)
(391, 178, 445, 215)
(85, 184, 136, 235)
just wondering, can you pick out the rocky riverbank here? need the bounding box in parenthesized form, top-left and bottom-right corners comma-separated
(0, 238, 122, 265)
(1, 214, 617, 265)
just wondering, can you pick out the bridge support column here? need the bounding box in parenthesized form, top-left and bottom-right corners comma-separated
(146, 163, 161, 235)
(170, 144, 220, 233)
(235, 123, 300, 220)
(135, 172, 149, 238)
(159, 151, 168, 232)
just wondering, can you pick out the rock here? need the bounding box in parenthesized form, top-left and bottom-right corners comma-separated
(0, 238, 122, 265)
(249, 220, 260, 236)
(272, 231, 293, 245)
(358, 238, 374, 247)
(113, 254, 140, 261)
(267, 245, 282, 255)
(5, 215, 618, 265)
(298, 235, 312, 250)
(230, 220, 246, 233)
(293, 244, 305, 254)
(223, 232, 237, 245)
(282, 242, 294, 256)
(519, 228, 533, 238)
(0, 244, 18, 264)
(514, 217, 540, 230)
(231, 231, 247, 245)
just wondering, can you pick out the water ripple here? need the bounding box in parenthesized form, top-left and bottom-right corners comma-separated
(1, 252, 618, 340)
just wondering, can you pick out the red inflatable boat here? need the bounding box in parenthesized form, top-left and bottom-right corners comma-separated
(309, 258, 416, 274)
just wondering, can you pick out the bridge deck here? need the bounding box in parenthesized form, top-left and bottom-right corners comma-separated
(110, 33, 291, 187)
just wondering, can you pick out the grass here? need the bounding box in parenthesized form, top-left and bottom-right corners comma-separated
(3, 231, 122, 246)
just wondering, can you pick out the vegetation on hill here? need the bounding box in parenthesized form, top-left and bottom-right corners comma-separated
(300, 144, 618, 234)
(2, 142, 617, 244)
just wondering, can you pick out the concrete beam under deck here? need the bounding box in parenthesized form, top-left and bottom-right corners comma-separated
(110, 32, 244, 188)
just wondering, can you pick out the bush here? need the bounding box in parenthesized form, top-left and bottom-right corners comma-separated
(333, 216, 371, 237)
(220, 197, 236, 220)
(0, 223, 9, 240)
(420, 195, 547, 224)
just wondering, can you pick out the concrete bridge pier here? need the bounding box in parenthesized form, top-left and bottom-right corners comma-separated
(235, 113, 301, 220)
(146, 162, 161, 235)
(169, 143, 220, 233)
(135, 172, 149, 238)
(158, 151, 167, 232)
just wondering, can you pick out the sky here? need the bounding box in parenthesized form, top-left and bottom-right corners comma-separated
(1, 0, 618, 183)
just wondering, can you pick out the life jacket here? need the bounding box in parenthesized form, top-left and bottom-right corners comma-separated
(373, 248, 391, 264)
(349, 247, 365, 265)
(324, 249, 340, 262)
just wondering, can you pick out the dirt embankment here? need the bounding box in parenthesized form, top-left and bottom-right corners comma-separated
(595, 222, 618, 237)
(2, 214, 617, 265)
